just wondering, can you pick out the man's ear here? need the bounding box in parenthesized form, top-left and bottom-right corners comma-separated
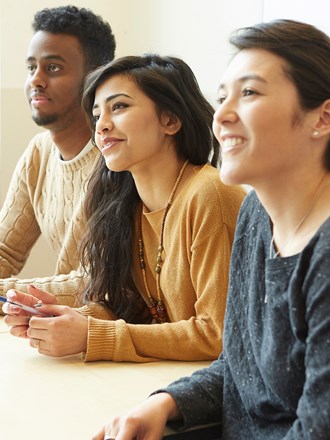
(313, 99, 330, 137)
(161, 112, 182, 135)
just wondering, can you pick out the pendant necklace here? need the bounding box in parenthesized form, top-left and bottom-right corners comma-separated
(269, 174, 330, 260)
(138, 160, 189, 323)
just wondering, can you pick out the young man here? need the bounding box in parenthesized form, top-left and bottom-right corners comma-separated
(0, 6, 116, 306)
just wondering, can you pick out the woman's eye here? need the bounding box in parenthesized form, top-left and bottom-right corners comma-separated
(92, 114, 100, 122)
(112, 102, 128, 111)
(217, 96, 226, 105)
(243, 88, 256, 97)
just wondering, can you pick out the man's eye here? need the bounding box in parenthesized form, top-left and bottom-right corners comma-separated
(49, 64, 61, 72)
(27, 65, 36, 73)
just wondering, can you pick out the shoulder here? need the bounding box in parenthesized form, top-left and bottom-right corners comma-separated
(10, 132, 55, 176)
(175, 164, 246, 227)
(168, 164, 246, 238)
(226, 190, 271, 262)
(234, 190, 266, 237)
(22, 131, 56, 162)
(29, 131, 54, 150)
(185, 163, 246, 211)
(304, 217, 330, 274)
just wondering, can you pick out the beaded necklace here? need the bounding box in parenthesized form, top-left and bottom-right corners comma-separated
(138, 160, 189, 323)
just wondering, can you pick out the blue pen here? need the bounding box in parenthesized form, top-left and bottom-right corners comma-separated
(0, 295, 48, 316)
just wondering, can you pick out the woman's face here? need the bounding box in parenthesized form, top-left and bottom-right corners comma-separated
(92, 74, 175, 173)
(213, 48, 317, 189)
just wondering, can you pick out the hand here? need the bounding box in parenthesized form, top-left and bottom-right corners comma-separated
(92, 393, 179, 440)
(26, 304, 88, 357)
(3, 285, 57, 338)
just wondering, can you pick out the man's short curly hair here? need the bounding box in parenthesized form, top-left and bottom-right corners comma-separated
(32, 5, 116, 72)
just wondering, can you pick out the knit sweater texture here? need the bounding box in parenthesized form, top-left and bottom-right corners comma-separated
(162, 190, 330, 439)
(0, 131, 100, 306)
(78, 164, 246, 362)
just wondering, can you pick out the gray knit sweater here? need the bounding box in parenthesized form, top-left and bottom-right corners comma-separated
(162, 190, 330, 439)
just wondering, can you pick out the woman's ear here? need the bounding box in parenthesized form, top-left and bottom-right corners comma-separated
(313, 99, 330, 138)
(161, 112, 182, 135)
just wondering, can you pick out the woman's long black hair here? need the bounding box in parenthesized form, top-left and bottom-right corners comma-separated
(80, 54, 220, 323)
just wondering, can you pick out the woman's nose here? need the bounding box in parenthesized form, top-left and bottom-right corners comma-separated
(96, 114, 113, 134)
(214, 99, 238, 126)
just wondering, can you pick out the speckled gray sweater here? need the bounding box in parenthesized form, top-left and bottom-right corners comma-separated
(162, 190, 330, 439)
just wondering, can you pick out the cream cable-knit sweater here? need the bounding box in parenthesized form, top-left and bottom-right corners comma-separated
(0, 131, 100, 306)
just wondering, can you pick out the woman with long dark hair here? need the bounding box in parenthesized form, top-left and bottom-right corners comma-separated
(4, 54, 245, 362)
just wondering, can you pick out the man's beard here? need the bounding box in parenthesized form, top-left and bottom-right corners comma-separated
(32, 113, 58, 127)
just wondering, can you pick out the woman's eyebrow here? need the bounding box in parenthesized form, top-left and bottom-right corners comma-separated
(93, 93, 132, 110)
(219, 74, 267, 91)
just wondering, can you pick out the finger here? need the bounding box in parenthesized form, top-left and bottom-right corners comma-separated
(2, 302, 22, 315)
(103, 424, 115, 440)
(27, 285, 57, 304)
(6, 289, 40, 313)
(26, 327, 48, 341)
(4, 314, 30, 327)
(29, 338, 50, 354)
(9, 325, 29, 338)
(91, 427, 106, 440)
(30, 338, 41, 350)
(30, 303, 70, 317)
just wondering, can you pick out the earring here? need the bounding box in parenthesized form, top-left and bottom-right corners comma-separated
(313, 130, 319, 137)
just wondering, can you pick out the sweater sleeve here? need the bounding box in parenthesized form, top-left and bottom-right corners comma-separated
(158, 355, 224, 431)
(0, 138, 83, 306)
(0, 135, 99, 308)
(0, 141, 41, 278)
(0, 270, 87, 307)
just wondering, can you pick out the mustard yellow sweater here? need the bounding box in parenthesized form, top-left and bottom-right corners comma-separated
(79, 164, 246, 362)
(0, 131, 100, 306)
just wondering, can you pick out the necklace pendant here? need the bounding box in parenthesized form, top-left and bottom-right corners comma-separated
(156, 300, 168, 323)
(148, 298, 158, 321)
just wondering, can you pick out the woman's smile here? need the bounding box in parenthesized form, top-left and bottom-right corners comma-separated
(100, 136, 124, 155)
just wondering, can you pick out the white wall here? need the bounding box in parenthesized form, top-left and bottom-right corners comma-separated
(1, 0, 264, 204)
(263, 0, 329, 33)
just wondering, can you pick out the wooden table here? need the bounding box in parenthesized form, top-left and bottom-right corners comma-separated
(0, 318, 210, 440)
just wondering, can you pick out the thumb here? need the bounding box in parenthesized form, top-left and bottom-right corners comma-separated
(33, 303, 69, 317)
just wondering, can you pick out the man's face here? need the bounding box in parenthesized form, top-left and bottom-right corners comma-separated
(24, 31, 86, 130)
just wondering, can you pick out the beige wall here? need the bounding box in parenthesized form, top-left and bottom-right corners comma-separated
(0, 0, 264, 278)
(1, 0, 328, 278)
(1, 0, 265, 278)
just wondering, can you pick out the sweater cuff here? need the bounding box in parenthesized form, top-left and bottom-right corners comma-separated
(84, 316, 116, 362)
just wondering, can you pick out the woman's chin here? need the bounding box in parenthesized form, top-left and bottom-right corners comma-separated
(219, 167, 244, 186)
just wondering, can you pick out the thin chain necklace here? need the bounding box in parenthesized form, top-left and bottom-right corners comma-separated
(138, 160, 189, 323)
(269, 174, 330, 259)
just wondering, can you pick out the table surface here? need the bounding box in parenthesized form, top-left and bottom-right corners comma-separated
(0, 317, 210, 440)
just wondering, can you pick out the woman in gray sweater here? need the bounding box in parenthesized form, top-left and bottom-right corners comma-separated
(93, 19, 330, 440)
